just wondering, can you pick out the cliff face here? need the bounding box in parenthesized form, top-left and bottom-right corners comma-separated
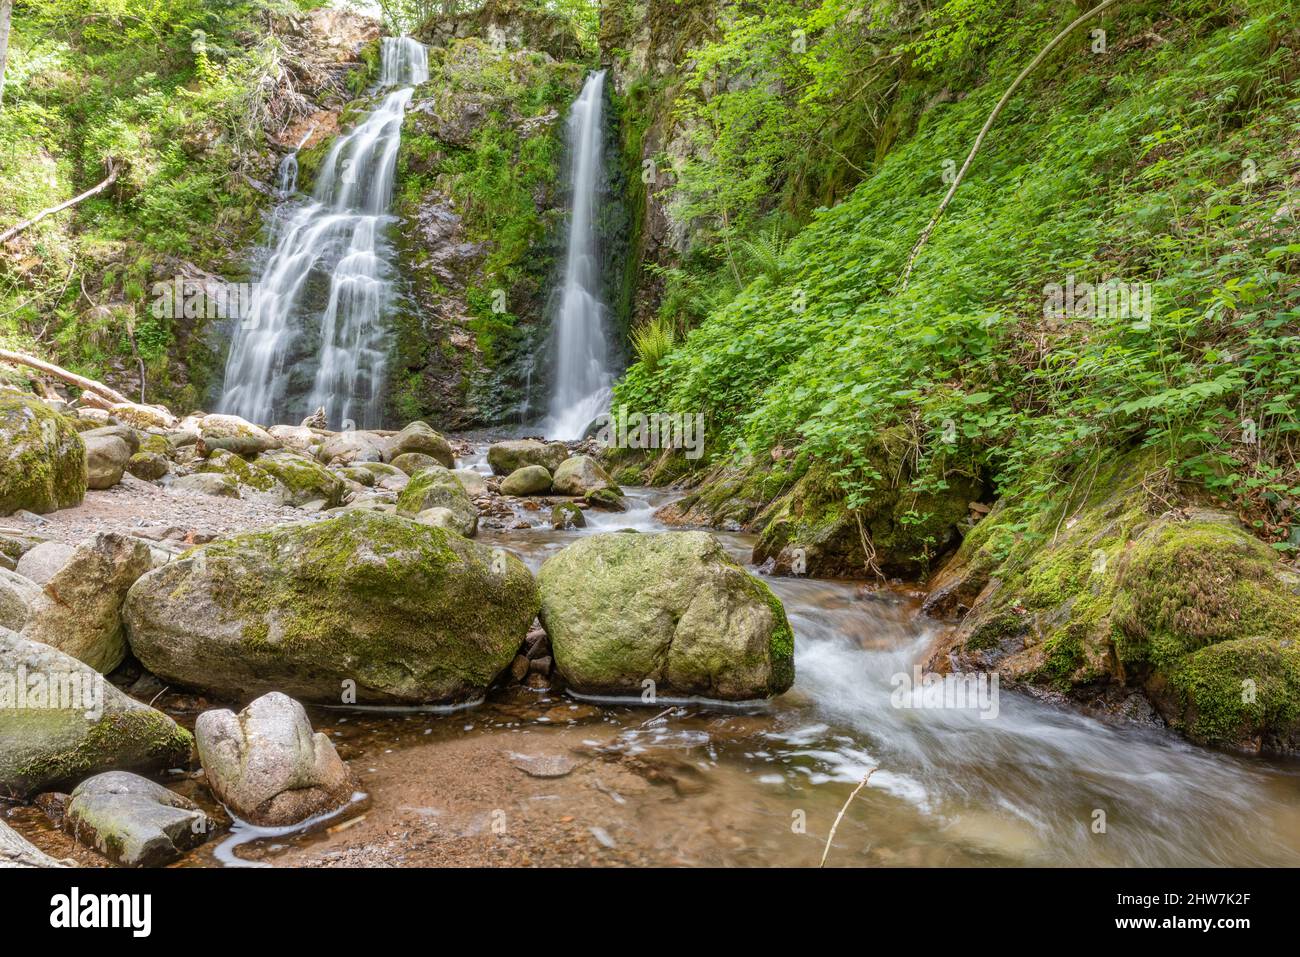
(600, 0, 720, 326)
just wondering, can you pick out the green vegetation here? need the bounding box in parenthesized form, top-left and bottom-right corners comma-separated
(615, 0, 1300, 559)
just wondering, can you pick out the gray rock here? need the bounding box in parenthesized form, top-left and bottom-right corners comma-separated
(80, 425, 140, 454)
(196, 692, 352, 827)
(487, 439, 568, 476)
(0, 629, 193, 798)
(65, 771, 208, 867)
(395, 466, 478, 537)
(196, 414, 281, 456)
(0, 569, 38, 631)
(83, 433, 132, 490)
(383, 422, 454, 468)
(171, 472, 240, 498)
(0, 819, 65, 868)
(390, 452, 440, 475)
(551, 455, 618, 497)
(126, 451, 169, 481)
(16, 541, 75, 584)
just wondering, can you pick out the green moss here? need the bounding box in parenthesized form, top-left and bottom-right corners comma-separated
(0, 395, 87, 516)
(1164, 638, 1300, 749)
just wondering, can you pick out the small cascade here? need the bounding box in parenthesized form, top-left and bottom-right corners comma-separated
(218, 36, 428, 429)
(542, 70, 613, 440)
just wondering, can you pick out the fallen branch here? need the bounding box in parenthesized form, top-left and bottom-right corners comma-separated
(896, 0, 1123, 291)
(820, 767, 877, 867)
(0, 159, 119, 246)
(0, 348, 129, 403)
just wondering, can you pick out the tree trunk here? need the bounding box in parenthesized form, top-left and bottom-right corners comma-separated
(0, 0, 13, 111)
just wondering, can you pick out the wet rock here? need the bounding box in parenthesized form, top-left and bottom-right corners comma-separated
(551, 455, 616, 497)
(123, 511, 539, 705)
(396, 465, 478, 537)
(196, 692, 352, 827)
(509, 752, 579, 778)
(65, 771, 208, 867)
(551, 502, 586, 529)
(501, 465, 552, 496)
(0, 628, 193, 799)
(126, 451, 169, 481)
(510, 654, 530, 682)
(21, 532, 153, 672)
(0, 394, 86, 517)
(539, 532, 795, 700)
(0, 819, 65, 868)
(383, 421, 454, 468)
(487, 439, 568, 476)
(171, 472, 240, 498)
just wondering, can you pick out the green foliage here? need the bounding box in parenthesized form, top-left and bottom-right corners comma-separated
(630, 315, 675, 371)
(617, 0, 1300, 550)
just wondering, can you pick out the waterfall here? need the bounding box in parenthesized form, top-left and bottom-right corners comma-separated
(218, 37, 428, 429)
(542, 70, 612, 441)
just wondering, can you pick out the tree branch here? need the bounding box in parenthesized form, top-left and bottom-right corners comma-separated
(0, 159, 119, 246)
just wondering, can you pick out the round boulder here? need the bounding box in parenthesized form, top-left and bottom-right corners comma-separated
(0, 394, 85, 516)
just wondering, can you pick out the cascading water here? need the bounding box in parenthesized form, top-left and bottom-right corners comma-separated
(218, 37, 428, 429)
(542, 70, 613, 440)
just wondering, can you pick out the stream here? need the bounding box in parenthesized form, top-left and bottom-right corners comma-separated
(169, 448, 1300, 868)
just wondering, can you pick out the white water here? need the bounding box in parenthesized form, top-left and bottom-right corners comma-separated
(542, 70, 613, 440)
(218, 37, 428, 429)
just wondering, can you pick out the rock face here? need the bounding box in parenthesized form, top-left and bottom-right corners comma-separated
(65, 771, 208, 867)
(0, 394, 86, 516)
(487, 439, 568, 476)
(123, 511, 539, 705)
(551, 455, 616, 497)
(538, 532, 795, 700)
(500, 465, 552, 496)
(83, 433, 132, 490)
(21, 533, 154, 673)
(395, 465, 478, 537)
(924, 450, 1300, 755)
(196, 692, 352, 827)
(0, 629, 193, 799)
(0, 819, 65, 868)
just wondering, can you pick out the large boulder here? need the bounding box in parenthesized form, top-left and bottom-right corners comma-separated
(316, 430, 387, 465)
(123, 511, 539, 705)
(196, 692, 352, 827)
(64, 771, 209, 867)
(195, 414, 281, 456)
(251, 449, 346, 507)
(0, 629, 193, 799)
(383, 421, 454, 468)
(538, 532, 795, 700)
(81, 425, 140, 454)
(390, 452, 440, 476)
(0, 393, 86, 516)
(22, 533, 154, 672)
(395, 466, 477, 537)
(487, 439, 567, 476)
(500, 465, 552, 496)
(15, 541, 75, 584)
(0, 819, 65, 868)
(551, 455, 616, 497)
(0, 569, 39, 631)
(924, 450, 1300, 754)
(127, 451, 169, 481)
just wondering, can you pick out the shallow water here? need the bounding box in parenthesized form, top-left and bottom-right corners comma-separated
(182, 478, 1300, 868)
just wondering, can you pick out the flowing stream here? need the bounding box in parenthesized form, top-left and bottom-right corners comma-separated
(147, 448, 1300, 868)
(218, 37, 428, 430)
(542, 70, 614, 440)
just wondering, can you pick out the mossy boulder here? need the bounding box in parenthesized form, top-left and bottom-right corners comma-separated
(127, 451, 170, 481)
(551, 501, 585, 529)
(538, 532, 794, 700)
(396, 465, 478, 536)
(122, 511, 538, 705)
(251, 449, 347, 507)
(0, 394, 86, 516)
(754, 442, 981, 579)
(551, 455, 616, 497)
(391, 452, 440, 475)
(487, 439, 568, 476)
(65, 771, 209, 867)
(383, 421, 454, 468)
(83, 433, 132, 490)
(0, 628, 193, 799)
(500, 465, 552, 496)
(924, 449, 1300, 754)
(195, 414, 281, 456)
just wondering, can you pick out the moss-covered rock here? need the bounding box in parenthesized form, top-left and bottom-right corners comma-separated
(538, 531, 794, 700)
(123, 511, 537, 705)
(127, 451, 170, 481)
(0, 629, 193, 799)
(0, 394, 86, 516)
(923, 448, 1300, 754)
(252, 449, 347, 507)
(395, 465, 478, 536)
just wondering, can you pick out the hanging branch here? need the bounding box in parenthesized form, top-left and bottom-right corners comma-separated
(0, 159, 119, 246)
(896, 0, 1123, 292)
